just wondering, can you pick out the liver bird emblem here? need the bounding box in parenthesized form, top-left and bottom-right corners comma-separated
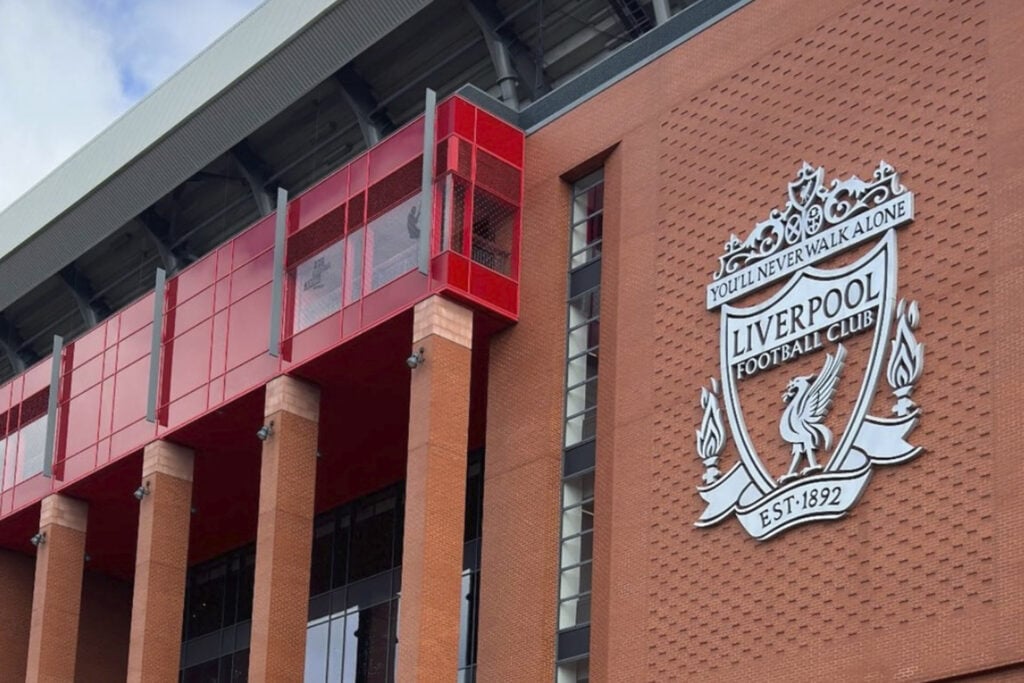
(778, 344, 847, 483)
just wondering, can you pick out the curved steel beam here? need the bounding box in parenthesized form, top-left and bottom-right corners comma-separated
(334, 65, 395, 147)
(58, 264, 110, 327)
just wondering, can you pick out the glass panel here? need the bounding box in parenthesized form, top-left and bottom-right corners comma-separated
(235, 550, 255, 622)
(345, 230, 364, 305)
(229, 649, 249, 682)
(327, 614, 347, 683)
(304, 618, 329, 683)
(564, 411, 597, 448)
(562, 473, 594, 509)
(354, 602, 391, 683)
(557, 657, 590, 683)
(332, 515, 351, 589)
(187, 560, 228, 639)
(293, 240, 344, 333)
(182, 658, 221, 683)
(17, 417, 46, 482)
(310, 518, 334, 598)
(561, 531, 593, 569)
(0, 438, 7, 491)
(367, 194, 420, 292)
(343, 608, 359, 683)
(348, 505, 395, 582)
(558, 594, 592, 630)
(560, 562, 592, 600)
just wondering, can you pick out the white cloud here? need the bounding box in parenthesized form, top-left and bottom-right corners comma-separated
(0, 0, 261, 211)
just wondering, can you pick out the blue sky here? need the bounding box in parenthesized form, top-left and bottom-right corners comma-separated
(0, 0, 263, 210)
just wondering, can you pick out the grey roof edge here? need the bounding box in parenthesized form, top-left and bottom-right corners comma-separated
(0, 0, 432, 311)
(0, 0, 355, 264)
(456, 0, 752, 133)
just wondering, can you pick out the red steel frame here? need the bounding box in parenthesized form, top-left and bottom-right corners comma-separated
(0, 96, 524, 522)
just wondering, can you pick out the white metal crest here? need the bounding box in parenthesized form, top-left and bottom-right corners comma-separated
(694, 162, 924, 540)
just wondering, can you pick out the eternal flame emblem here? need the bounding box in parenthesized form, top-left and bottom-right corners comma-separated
(694, 162, 925, 540)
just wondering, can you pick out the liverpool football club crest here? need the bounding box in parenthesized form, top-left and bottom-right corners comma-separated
(694, 161, 924, 540)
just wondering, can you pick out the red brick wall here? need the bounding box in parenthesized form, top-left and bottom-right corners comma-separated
(504, 0, 1024, 680)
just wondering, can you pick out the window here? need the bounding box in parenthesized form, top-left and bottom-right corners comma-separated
(556, 170, 604, 678)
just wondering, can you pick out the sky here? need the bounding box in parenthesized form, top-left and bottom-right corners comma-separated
(0, 0, 263, 211)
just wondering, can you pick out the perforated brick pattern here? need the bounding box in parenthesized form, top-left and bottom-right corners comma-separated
(651, 0, 993, 679)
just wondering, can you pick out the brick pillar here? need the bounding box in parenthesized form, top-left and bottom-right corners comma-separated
(126, 440, 195, 682)
(0, 549, 34, 681)
(249, 376, 321, 682)
(397, 296, 473, 681)
(25, 494, 88, 682)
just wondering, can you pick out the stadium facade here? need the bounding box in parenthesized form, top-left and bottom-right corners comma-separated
(0, 0, 1020, 681)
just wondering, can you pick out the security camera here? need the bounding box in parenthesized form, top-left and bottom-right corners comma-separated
(256, 422, 274, 441)
(406, 347, 425, 369)
(30, 532, 46, 547)
(133, 482, 150, 501)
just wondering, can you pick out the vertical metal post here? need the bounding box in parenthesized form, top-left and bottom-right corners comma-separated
(418, 88, 437, 275)
(146, 268, 166, 423)
(652, 0, 671, 25)
(269, 187, 288, 357)
(42, 335, 63, 478)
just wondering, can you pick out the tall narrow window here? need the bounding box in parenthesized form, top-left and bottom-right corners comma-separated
(556, 170, 603, 682)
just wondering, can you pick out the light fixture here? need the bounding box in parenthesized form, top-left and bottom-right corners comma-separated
(133, 481, 151, 501)
(406, 347, 426, 369)
(256, 422, 274, 441)
(30, 532, 46, 547)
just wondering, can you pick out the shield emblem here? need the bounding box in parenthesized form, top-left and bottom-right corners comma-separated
(694, 162, 924, 540)
(720, 232, 895, 496)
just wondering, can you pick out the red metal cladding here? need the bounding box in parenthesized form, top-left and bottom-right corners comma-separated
(0, 96, 523, 523)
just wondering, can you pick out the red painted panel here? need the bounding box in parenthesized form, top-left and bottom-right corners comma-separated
(119, 294, 155, 338)
(469, 267, 518, 315)
(110, 359, 149, 433)
(296, 166, 350, 232)
(176, 253, 217, 303)
(361, 271, 428, 327)
(97, 379, 115, 442)
(168, 286, 214, 335)
(109, 418, 155, 461)
(349, 155, 368, 191)
(22, 361, 49, 397)
(232, 215, 274, 265)
(341, 303, 361, 339)
(165, 321, 214, 402)
(12, 474, 49, 512)
(216, 245, 234, 279)
(71, 326, 106, 368)
(116, 325, 151, 371)
(225, 286, 271, 369)
(208, 375, 225, 407)
(64, 386, 102, 456)
(61, 446, 96, 485)
(210, 311, 229, 379)
(229, 250, 273, 303)
(288, 313, 341, 367)
(224, 354, 276, 402)
(166, 386, 207, 427)
(370, 119, 424, 184)
(67, 355, 101, 399)
(103, 347, 118, 379)
(453, 98, 476, 140)
(475, 109, 523, 167)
